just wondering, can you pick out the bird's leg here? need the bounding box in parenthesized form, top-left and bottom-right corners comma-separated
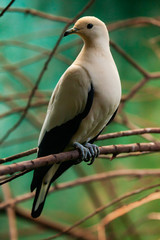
(73, 142, 91, 164)
(73, 142, 99, 165)
(84, 143, 100, 165)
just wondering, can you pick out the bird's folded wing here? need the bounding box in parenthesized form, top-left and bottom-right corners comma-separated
(31, 65, 94, 191)
(38, 65, 92, 146)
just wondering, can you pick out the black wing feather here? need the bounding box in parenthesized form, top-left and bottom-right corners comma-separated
(31, 83, 94, 192)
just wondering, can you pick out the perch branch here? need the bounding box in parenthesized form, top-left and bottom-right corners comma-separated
(0, 142, 160, 176)
(1, 127, 160, 164)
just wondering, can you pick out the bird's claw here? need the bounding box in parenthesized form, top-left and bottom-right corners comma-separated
(73, 142, 99, 165)
(84, 143, 100, 165)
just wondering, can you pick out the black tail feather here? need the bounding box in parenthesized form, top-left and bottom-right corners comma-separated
(31, 182, 51, 218)
(31, 161, 74, 218)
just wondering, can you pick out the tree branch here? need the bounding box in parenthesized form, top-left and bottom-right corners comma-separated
(1, 127, 160, 164)
(0, 7, 71, 23)
(15, 207, 96, 240)
(0, 142, 160, 176)
(0, 148, 37, 164)
(0, 0, 95, 145)
(97, 127, 160, 140)
(108, 17, 160, 31)
(43, 183, 160, 240)
(0, 100, 48, 119)
(2, 184, 18, 240)
(0, 0, 15, 17)
(1, 168, 160, 209)
(100, 191, 160, 226)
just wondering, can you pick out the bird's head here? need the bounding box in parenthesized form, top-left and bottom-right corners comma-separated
(64, 16, 109, 44)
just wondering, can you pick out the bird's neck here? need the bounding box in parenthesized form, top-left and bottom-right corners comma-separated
(74, 38, 111, 65)
(83, 37, 110, 51)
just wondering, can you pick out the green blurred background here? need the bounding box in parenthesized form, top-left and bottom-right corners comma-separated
(0, 0, 160, 239)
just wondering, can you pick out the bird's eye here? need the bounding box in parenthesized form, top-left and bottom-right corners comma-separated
(87, 23, 93, 29)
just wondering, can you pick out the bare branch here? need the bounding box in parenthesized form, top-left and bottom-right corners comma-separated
(97, 127, 160, 141)
(100, 191, 160, 226)
(2, 184, 18, 240)
(116, 114, 158, 142)
(0, 91, 50, 102)
(1, 168, 160, 209)
(0, 7, 71, 23)
(0, 148, 37, 164)
(1, 127, 160, 164)
(122, 77, 150, 102)
(108, 17, 160, 31)
(110, 41, 149, 77)
(43, 183, 160, 240)
(99, 151, 153, 159)
(0, 0, 15, 17)
(0, 100, 48, 119)
(0, 0, 95, 145)
(0, 170, 30, 185)
(0, 142, 160, 177)
(1, 2, 160, 239)
(16, 207, 96, 240)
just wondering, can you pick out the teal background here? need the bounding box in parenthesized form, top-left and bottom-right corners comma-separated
(0, 0, 160, 239)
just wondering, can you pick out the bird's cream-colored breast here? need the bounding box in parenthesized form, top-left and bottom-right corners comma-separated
(69, 45, 121, 145)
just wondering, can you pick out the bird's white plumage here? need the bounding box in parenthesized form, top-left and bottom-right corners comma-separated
(32, 16, 121, 217)
(39, 17, 121, 147)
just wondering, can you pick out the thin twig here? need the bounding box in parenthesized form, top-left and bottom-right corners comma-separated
(0, 170, 31, 186)
(2, 184, 18, 240)
(1, 168, 160, 209)
(0, 100, 48, 119)
(99, 151, 152, 159)
(0, 53, 42, 130)
(100, 191, 160, 226)
(43, 183, 160, 240)
(0, 0, 15, 17)
(15, 207, 96, 240)
(97, 127, 160, 141)
(117, 114, 158, 142)
(74, 165, 105, 219)
(108, 17, 160, 31)
(0, 7, 71, 23)
(0, 0, 95, 145)
(122, 77, 150, 102)
(0, 134, 38, 148)
(0, 91, 50, 102)
(0, 147, 37, 164)
(110, 41, 149, 77)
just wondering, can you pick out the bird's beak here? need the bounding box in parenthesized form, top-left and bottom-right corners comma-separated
(64, 27, 79, 37)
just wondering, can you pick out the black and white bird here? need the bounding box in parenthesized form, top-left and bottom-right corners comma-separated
(31, 16, 121, 218)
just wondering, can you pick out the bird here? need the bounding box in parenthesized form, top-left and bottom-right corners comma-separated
(30, 16, 121, 218)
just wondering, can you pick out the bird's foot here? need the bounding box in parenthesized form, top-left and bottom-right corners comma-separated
(73, 142, 99, 165)
(84, 143, 100, 165)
